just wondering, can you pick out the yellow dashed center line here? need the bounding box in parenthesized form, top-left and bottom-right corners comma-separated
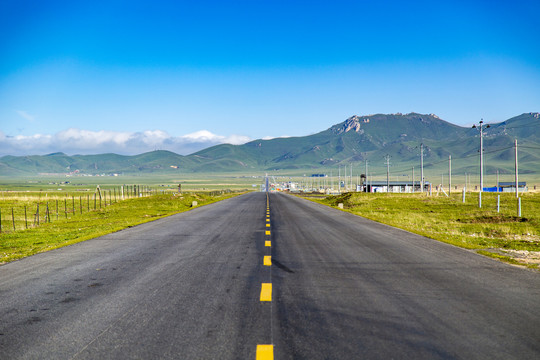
(256, 344, 274, 360)
(260, 283, 272, 301)
(259, 194, 274, 358)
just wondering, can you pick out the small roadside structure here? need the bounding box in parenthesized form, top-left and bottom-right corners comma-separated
(484, 182, 528, 193)
(364, 181, 430, 193)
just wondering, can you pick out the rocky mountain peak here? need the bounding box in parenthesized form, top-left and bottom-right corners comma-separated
(332, 115, 369, 134)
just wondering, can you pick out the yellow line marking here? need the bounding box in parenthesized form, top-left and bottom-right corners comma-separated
(266, 218, 270, 222)
(260, 283, 272, 301)
(266, 223, 270, 227)
(265, 230, 271, 235)
(256, 344, 274, 360)
(263, 255, 271, 266)
(265, 241, 271, 247)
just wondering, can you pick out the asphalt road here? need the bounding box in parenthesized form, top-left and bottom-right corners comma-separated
(1, 192, 539, 359)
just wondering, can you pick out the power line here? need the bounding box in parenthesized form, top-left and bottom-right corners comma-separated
(364, 144, 519, 178)
(520, 145, 540, 151)
(500, 121, 540, 130)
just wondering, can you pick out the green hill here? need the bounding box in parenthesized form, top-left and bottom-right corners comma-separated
(189, 112, 540, 175)
(1, 113, 538, 176)
(0, 150, 190, 175)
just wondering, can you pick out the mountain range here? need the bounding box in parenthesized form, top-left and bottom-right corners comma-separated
(1, 112, 539, 177)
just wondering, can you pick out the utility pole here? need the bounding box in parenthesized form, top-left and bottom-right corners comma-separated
(448, 155, 452, 195)
(472, 119, 490, 192)
(350, 163, 353, 191)
(338, 166, 341, 193)
(420, 144, 424, 193)
(412, 166, 415, 193)
(515, 139, 519, 198)
(385, 155, 391, 193)
(365, 160, 368, 192)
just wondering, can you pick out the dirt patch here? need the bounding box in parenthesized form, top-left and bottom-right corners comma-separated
(482, 248, 540, 266)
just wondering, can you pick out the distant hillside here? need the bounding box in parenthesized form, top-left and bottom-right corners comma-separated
(1, 113, 539, 176)
(189, 112, 540, 174)
(0, 150, 190, 176)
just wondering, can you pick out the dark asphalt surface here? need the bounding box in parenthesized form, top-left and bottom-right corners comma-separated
(1, 191, 539, 359)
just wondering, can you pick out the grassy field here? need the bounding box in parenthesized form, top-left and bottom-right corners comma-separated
(306, 191, 540, 269)
(0, 173, 262, 192)
(0, 191, 243, 264)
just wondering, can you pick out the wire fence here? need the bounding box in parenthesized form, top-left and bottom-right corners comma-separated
(0, 185, 154, 234)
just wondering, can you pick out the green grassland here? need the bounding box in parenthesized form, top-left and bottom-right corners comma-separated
(0, 173, 262, 192)
(0, 191, 242, 264)
(308, 191, 540, 269)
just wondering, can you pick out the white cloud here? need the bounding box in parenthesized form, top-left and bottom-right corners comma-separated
(0, 128, 251, 156)
(262, 135, 291, 140)
(223, 134, 251, 145)
(179, 130, 251, 145)
(15, 110, 36, 122)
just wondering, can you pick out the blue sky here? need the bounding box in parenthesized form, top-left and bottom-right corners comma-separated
(1, 0, 539, 155)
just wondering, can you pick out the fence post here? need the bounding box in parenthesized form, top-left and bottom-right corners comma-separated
(462, 187, 466, 203)
(12, 208, 15, 231)
(37, 204, 40, 225)
(56, 199, 59, 220)
(46, 202, 50, 223)
(478, 192, 482, 208)
(518, 197, 522, 217)
(497, 195, 500, 213)
(64, 199, 67, 219)
(25, 206, 28, 229)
